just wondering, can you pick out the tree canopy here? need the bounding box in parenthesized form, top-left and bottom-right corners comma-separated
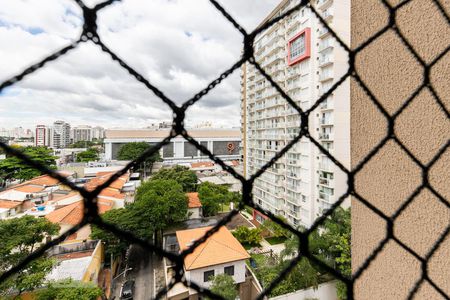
(262, 216, 291, 239)
(232, 226, 262, 246)
(92, 178, 188, 255)
(36, 279, 103, 300)
(152, 165, 197, 192)
(117, 142, 161, 163)
(0, 216, 60, 297)
(209, 274, 238, 300)
(0, 146, 56, 184)
(280, 207, 351, 299)
(76, 148, 99, 163)
(197, 181, 236, 216)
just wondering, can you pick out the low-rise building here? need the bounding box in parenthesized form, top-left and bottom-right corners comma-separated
(46, 240, 104, 284)
(167, 226, 251, 300)
(103, 128, 241, 164)
(186, 192, 202, 219)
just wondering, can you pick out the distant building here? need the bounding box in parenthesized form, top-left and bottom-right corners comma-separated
(103, 128, 241, 164)
(72, 125, 92, 143)
(52, 120, 71, 148)
(35, 125, 52, 147)
(91, 126, 105, 140)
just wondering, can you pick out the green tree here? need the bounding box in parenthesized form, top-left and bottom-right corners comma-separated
(36, 279, 102, 300)
(232, 226, 262, 246)
(262, 216, 291, 239)
(134, 179, 188, 233)
(117, 142, 161, 163)
(76, 148, 99, 162)
(197, 182, 235, 216)
(67, 141, 95, 148)
(209, 274, 238, 300)
(0, 146, 56, 184)
(0, 216, 60, 297)
(152, 165, 197, 192)
(279, 208, 351, 299)
(90, 208, 131, 257)
(92, 179, 188, 254)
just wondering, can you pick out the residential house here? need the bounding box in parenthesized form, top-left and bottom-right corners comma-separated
(166, 226, 251, 300)
(186, 192, 202, 219)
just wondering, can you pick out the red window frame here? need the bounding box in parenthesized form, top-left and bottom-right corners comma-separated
(287, 27, 311, 66)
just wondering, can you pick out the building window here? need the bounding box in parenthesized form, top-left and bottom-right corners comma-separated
(204, 270, 215, 282)
(287, 28, 311, 66)
(224, 266, 235, 276)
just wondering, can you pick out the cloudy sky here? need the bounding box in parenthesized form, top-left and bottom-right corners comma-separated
(0, 0, 280, 130)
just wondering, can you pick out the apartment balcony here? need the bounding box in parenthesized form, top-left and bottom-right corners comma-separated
(286, 121, 301, 128)
(319, 55, 333, 67)
(320, 99, 334, 110)
(319, 72, 333, 82)
(319, 40, 334, 52)
(317, 0, 333, 9)
(287, 184, 302, 193)
(319, 163, 333, 172)
(322, 9, 333, 21)
(319, 191, 333, 202)
(318, 27, 330, 38)
(319, 177, 334, 187)
(320, 118, 333, 126)
(319, 133, 334, 140)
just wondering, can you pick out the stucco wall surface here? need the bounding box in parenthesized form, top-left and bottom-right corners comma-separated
(352, 0, 450, 299)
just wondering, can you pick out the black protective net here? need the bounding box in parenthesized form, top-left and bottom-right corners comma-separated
(0, 0, 449, 299)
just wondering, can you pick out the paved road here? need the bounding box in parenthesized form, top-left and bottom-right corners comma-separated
(112, 244, 154, 300)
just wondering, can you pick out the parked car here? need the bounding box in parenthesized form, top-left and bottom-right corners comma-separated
(120, 280, 135, 300)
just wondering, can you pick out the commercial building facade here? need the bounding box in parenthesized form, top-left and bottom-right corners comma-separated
(241, 0, 350, 227)
(103, 128, 241, 164)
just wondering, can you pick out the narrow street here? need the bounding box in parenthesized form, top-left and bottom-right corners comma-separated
(112, 244, 154, 300)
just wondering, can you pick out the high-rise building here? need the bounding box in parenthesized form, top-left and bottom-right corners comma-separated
(91, 126, 105, 140)
(241, 0, 350, 227)
(51, 121, 71, 148)
(35, 125, 52, 147)
(72, 125, 92, 143)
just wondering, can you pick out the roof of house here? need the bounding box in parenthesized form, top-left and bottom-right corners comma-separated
(190, 162, 214, 169)
(0, 200, 22, 209)
(14, 185, 46, 193)
(176, 226, 250, 270)
(46, 256, 92, 281)
(84, 172, 129, 192)
(27, 174, 61, 186)
(46, 199, 114, 225)
(186, 192, 202, 208)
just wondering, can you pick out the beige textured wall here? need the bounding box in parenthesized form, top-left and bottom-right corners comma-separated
(351, 0, 450, 299)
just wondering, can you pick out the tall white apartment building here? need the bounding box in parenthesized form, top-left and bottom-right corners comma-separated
(92, 126, 105, 140)
(241, 0, 350, 227)
(72, 125, 92, 143)
(35, 125, 52, 147)
(51, 121, 71, 148)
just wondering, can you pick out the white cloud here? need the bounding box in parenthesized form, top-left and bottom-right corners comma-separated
(0, 0, 280, 129)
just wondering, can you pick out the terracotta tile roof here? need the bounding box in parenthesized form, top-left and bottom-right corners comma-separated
(98, 188, 126, 200)
(190, 162, 214, 169)
(46, 199, 114, 225)
(14, 185, 45, 193)
(28, 174, 61, 186)
(176, 226, 250, 270)
(0, 200, 22, 209)
(84, 173, 129, 192)
(186, 192, 202, 208)
(46, 201, 83, 226)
